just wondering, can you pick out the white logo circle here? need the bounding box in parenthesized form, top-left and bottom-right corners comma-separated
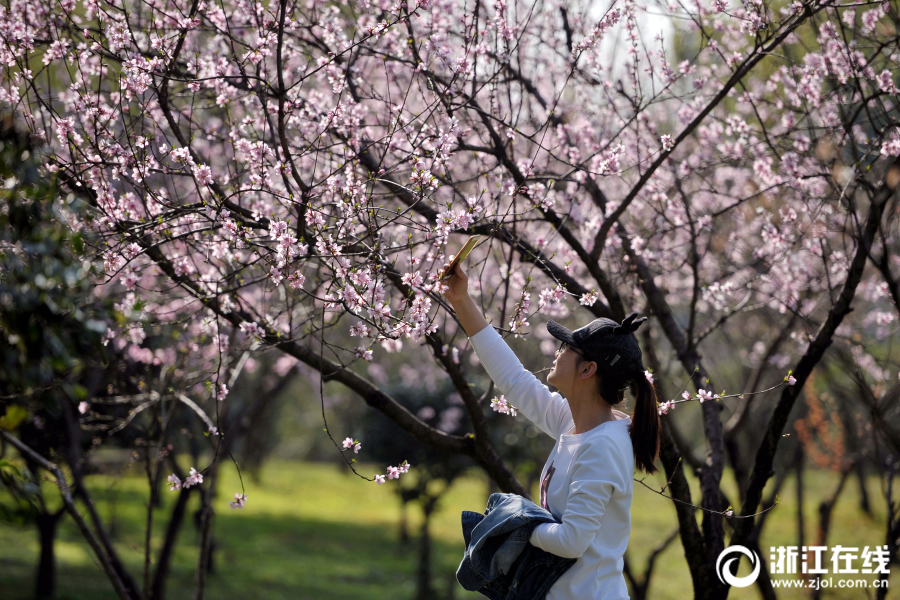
(715, 545, 761, 588)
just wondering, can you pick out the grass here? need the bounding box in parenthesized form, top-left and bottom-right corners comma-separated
(0, 459, 896, 599)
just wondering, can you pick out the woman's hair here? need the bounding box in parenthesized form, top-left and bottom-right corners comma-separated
(574, 355, 661, 475)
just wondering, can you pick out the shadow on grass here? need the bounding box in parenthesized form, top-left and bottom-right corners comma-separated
(0, 510, 473, 600)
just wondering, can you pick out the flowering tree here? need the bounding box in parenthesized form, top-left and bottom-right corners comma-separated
(3, 0, 900, 597)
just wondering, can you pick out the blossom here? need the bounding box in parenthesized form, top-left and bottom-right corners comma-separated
(658, 401, 673, 415)
(661, 134, 675, 151)
(239, 321, 265, 340)
(183, 467, 203, 488)
(167, 474, 182, 491)
(877, 70, 898, 95)
(787, 375, 796, 385)
(644, 370, 654, 385)
(682, 391, 691, 400)
(193, 164, 214, 186)
(697, 389, 714, 403)
(217, 384, 228, 401)
(580, 291, 599, 306)
(375, 474, 386, 485)
(387, 466, 401, 480)
(228, 493, 247, 509)
(490, 395, 517, 416)
(349, 321, 370, 337)
(209, 426, 219, 436)
(399, 462, 410, 474)
(78, 401, 89, 414)
(725, 509, 733, 517)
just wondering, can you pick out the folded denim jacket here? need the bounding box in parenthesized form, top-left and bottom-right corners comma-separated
(457, 493, 577, 600)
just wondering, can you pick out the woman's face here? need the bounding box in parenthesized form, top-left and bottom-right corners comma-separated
(547, 342, 586, 391)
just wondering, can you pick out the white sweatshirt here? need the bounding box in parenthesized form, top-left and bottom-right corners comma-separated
(469, 324, 634, 600)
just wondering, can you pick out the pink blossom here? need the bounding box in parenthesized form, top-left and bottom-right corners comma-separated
(288, 271, 306, 289)
(217, 384, 228, 401)
(660, 134, 675, 151)
(375, 474, 386, 485)
(342, 437, 355, 449)
(876, 70, 897, 95)
(682, 391, 691, 400)
(349, 321, 370, 337)
(580, 291, 599, 306)
(183, 467, 203, 488)
(644, 370, 654, 385)
(491, 395, 518, 416)
(167, 474, 182, 491)
(239, 321, 265, 341)
(387, 466, 401, 480)
(228, 493, 247, 509)
(78, 401, 89, 414)
(787, 375, 796, 385)
(193, 165, 214, 186)
(697, 389, 714, 403)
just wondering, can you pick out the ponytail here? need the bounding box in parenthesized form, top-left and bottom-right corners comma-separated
(575, 353, 662, 474)
(630, 376, 660, 475)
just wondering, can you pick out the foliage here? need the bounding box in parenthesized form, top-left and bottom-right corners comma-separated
(0, 116, 112, 415)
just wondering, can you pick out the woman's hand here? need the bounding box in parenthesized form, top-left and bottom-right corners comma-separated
(440, 255, 469, 306)
(439, 256, 489, 338)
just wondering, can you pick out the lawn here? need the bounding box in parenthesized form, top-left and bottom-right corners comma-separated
(0, 459, 895, 599)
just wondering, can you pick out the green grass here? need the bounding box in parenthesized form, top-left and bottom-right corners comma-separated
(0, 460, 896, 599)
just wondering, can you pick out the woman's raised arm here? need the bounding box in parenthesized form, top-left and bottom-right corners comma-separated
(440, 258, 571, 438)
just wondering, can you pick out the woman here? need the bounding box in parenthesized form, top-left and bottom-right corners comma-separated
(441, 257, 661, 600)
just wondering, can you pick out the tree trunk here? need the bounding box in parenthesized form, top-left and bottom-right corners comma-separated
(150, 486, 193, 600)
(856, 460, 871, 515)
(416, 496, 439, 600)
(35, 509, 64, 600)
(399, 501, 410, 550)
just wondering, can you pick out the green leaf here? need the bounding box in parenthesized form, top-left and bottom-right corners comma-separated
(0, 405, 28, 432)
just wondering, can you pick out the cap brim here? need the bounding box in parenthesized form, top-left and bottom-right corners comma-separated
(546, 320, 577, 345)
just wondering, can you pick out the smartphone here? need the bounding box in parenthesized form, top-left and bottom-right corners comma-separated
(441, 235, 480, 280)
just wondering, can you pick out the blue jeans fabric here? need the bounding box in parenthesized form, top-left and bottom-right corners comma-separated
(457, 493, 577, 600)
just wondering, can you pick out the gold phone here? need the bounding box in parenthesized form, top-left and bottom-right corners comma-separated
(441, 235, 480, 280)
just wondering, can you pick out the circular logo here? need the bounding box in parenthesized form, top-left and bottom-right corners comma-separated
(716, 545, 761, 588)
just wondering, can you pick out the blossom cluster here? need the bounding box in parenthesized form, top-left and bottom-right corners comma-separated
(375, 461, 411, 485)
(490, 395, 518, 416)
(167, 467, 203, 491)
(342, 437, 362, 453)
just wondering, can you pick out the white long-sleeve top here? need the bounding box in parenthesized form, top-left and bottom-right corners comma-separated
(469, 324, 634, 600)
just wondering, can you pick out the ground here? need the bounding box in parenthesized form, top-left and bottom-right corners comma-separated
(0, 459, 895, 599)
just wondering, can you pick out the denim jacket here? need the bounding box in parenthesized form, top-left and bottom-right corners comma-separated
(457, 493, 577, 600)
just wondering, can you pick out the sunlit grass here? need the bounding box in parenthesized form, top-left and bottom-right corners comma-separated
(0, 459, 896, 599)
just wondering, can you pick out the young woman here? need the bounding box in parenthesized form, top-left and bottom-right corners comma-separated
(441, 257, 661, 600)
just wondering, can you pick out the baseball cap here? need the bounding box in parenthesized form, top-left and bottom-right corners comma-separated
(546, 313, 647, 380)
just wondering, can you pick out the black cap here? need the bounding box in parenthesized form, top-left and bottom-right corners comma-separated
(546, 313, 647, 380)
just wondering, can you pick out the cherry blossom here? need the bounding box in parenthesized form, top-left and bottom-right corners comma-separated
(183, 468, 203, 489)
